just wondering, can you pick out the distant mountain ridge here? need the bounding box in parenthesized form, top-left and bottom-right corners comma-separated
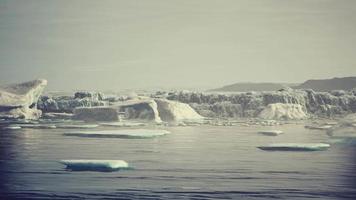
(293, 77, 356, 92)
(209, 82, 297, 92)
(210, 77, 356, 92)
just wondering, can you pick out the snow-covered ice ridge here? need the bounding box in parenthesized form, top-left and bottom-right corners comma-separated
(59, 160, 129, 171)
(64, 129, 170, 138)
(258, 143, 330, 151)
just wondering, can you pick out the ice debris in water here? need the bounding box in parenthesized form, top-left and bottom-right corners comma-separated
(258, 130, 283, 136)
(99, 122, 146, 127)
(64, 129, 170, 138)
(59, 160, 129, 171)
(258, 143, 330, 151)
(56, 124, 99, 129)
(19, 124, 56, 129)
(304, 125, 333, 130)
(2, 125, 22, 130)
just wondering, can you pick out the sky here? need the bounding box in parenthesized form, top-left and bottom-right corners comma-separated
(0, 0, 355, 91)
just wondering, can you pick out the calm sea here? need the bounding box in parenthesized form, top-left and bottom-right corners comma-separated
(1, 123, 356, 199)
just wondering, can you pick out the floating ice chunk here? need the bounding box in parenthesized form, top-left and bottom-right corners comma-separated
(323, 122, 338, 125)
(59, 160, 129, 171)
(305, 125, 333, 130)
(19, 124, 56, 129)
(258, 143, 330, 151)
(56, 124, 99, 129)
(99, 122, 146, 127)
(64, 129, 170, 138)
(258, 130, 283, 136)
(2, 125, 21, 130)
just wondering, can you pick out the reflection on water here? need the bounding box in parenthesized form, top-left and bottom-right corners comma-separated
(1, 123, 356, 199)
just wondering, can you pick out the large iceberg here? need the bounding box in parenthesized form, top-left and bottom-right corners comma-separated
(155, 99, 204, 122)
(64, 129, 170, 138)
(59, 160, 129, 171)
(258, 103, 307, 120)
(0, 79, 47, 120)
(38, 92, 107, 113)
(258, 143, 330, 151)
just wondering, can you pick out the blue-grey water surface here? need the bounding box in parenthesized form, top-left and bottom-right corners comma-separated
(1, 123, 356, 199)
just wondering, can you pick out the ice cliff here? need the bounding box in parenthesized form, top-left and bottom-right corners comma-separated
(164, 89, 356, 119)
(36, 87, 356, 121)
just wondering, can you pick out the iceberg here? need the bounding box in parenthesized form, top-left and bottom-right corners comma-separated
(154, 99, 204, 122)
(258, 143, 330, 151)
(258, 130, 283, 136)
(0, 79, 47, 120)
(59, 160, 129, 171)
(64, 129, 170, 138)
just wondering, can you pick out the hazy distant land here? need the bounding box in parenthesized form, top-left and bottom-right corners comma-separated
(210, 77, 356, 92)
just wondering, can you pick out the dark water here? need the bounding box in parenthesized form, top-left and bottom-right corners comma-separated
(1, 123, 356, 199)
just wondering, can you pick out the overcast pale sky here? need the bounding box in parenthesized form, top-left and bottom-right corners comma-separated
(0, 0, 355, 91)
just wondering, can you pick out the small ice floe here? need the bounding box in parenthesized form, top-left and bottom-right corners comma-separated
(64, 129, 170, 139)
(99, 122, 146, 127)
(2, 125, 22, 130)
(258, 143, 330, 151)
(304, 125, 333, 130)
(59, 160, 129, 172)
(19, 124, 56, 129)
(258, 130, 283, 136)
(56, 124, 99, 129)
